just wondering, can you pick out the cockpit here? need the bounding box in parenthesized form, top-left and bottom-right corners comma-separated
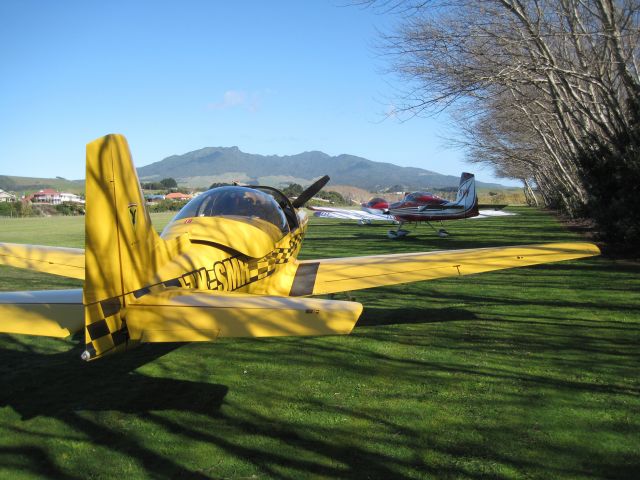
(404, 192, 433, 202)
(172, 186, 290, 234)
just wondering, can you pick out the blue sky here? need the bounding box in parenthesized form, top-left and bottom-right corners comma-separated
(0, 1, 519, 186)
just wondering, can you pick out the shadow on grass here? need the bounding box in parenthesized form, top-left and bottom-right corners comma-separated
(0, 342, 227, 420)
(1, 309, 639, 480)
(357, 306, 477, 327)
(0, 340, 229, 478)
(0, 337, 441, 479)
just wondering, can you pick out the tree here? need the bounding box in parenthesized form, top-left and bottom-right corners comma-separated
(361, 0, 640, 246)
(316, 190, 346, 204)
(282, 183, 304, 198)
(160, 178, 178, 189)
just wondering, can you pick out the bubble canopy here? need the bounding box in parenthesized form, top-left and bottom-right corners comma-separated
(172, 186, 289, 233)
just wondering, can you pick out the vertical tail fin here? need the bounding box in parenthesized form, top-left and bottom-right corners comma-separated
(82, 134, 165, 360)
(453, 172, 478, 216)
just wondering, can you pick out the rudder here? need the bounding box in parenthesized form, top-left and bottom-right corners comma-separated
(82, 134, 166, 360)
(454, 172, 478, 216)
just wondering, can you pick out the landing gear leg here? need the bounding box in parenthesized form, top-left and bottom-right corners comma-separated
(388, 222, 410, 239)
(437, 221, 449, 237)
(426, 221, 449, 237)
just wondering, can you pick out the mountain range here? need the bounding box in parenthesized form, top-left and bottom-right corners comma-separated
(136, 146, 507, 191)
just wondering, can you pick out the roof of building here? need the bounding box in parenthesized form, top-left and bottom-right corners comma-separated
(33, 189, 60, 195)
(165, 192, 192, 200)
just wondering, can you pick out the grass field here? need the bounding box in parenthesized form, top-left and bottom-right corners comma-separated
(0, 208, 638, 479)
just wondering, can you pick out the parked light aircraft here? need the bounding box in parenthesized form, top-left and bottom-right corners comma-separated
(361, 197, 390, 215)
(0, 135, 600, 361)
(310, 173, 515, 238)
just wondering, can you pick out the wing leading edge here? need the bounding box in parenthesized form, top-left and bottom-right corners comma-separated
(292, 242, 600, 296)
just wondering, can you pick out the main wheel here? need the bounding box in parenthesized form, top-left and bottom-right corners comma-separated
(438, 229, 449, 238)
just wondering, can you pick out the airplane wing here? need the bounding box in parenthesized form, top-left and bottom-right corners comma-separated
(0, 288, 363, 342)
(0, 289, 84, 337)
(124, 290, 363, 342)
(309, 206, 515, 221)
(473, 209, 518, 218)
(291, 242, 600, 296)
(309, 206, 395, 222)
(0, 242, 85, 280)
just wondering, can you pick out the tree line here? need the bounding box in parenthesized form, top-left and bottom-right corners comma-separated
(363, 0, 639, 247)
(141, 178, 178, 190)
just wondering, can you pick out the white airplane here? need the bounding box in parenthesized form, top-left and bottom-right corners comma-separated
(310, 173, 515, 237)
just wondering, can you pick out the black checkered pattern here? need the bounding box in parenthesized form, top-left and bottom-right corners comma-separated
(84, 295, 130, 360)
(246, 231, 303, 282)
(166, 230, 305, 293)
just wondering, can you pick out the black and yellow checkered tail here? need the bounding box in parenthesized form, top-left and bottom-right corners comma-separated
(82, 134, 169, 361)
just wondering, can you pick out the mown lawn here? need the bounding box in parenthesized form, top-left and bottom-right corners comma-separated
(0, 207, 638, 479)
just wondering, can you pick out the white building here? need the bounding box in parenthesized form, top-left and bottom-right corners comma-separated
(31, 189, 84, 204)
(0, 189, 16, 202)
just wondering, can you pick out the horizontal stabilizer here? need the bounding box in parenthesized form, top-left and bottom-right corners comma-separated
(0, 289, 84, 337)
(473, 210, 517, 219)
(0, 243, 84, 280)
(296, 242, 600, 295)
(125, 290, 363, 342)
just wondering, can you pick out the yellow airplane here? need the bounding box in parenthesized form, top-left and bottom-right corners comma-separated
(0, 134, 600, 361)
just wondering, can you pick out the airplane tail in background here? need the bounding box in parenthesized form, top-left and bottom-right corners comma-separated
(82, 134, 167, 360)
(453, 172, 478, 216)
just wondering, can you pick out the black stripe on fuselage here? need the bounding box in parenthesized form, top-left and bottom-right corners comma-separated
(289, 262, 320, 297)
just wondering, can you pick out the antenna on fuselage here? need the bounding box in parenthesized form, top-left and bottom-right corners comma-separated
(292, 175, 330, 208)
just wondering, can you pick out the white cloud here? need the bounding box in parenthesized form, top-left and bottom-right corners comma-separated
(208, 89, 264, 112)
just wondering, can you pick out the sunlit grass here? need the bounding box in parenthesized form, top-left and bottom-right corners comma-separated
(0, 208, 638, 479)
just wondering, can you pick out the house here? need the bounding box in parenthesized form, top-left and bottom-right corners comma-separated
(165, 192, 193, 201)
(59, 192, 84, 204)
(0, 189, 16, 202)
(30, 189, 84, 204)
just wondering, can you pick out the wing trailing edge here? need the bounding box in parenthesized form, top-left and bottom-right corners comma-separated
(0, 289, 84, 337)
